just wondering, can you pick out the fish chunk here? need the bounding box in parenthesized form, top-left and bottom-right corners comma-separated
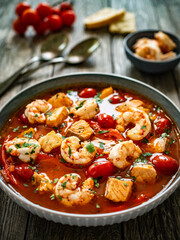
(32, 172, 53, 192)
(48, 92, 73, 108)
(46, 106, 68, 127)
(66, 120, 93, 141)
(131, 164, 157, 184)
(105, 177, 133, 202)
(38, 131, 62, 153)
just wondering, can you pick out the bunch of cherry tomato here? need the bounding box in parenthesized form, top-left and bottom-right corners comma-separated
(13, 1, 76, 35)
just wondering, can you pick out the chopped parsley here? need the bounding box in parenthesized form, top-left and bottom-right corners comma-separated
(57, 195, 62, 200)
(124, 182, 128, 187)
(23, 184, 28, 187)
(24, 131, 33, 139)
(164, 151, 169, 155)
(67, 90, 72, 95)
(142, 138, 149, 144)
(96, 204, 100, 209)
(86, 143, 95, 153)
(141, 125, 146, 129)
(12, 126, 20, 132)
(75, 100, 86, 110)
(22, 126, 28, 128)
(161, 133, 168, 138)
(60, 157, 66, 163)
(46, 112, 53, 116)
(94, 93, 102, 104)
(61, 136, 66, 140)
(99, 142, 105, 149)
(54, 178, 59, 184)
(169, 138, 175, 144)
(134, 152, 152, 166)
(98, 130, 109, 134)
(50, 194, 55, 200)
(61, 122, 66, 128)
(61, 181, 68, 189)
(68, 145, 71, 156)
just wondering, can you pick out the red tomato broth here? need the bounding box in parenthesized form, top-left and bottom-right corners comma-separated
(0, 87, 179, 214)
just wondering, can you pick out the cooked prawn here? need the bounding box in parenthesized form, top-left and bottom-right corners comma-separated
(109, 140, 142, 169)
(54, 173, 95, 206)
(155, 31, 176, 53)
(116, 100, 143, 112)
(61, 136, 96, 165)
(134, 39, 162, 60)
(25, 99, 51, 124)
(5, 137, 41, 163)
(116, 104, 151, 140)
(145, 137, 168, 153)
(70, 99, 99, 119)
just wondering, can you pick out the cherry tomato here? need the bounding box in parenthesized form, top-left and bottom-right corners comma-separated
(15, 163, 34, 181)
(154, 117, 171, 134)
(13, 18, 27, 35)
(36, 2, 52, 19)
(34, 19, 49, 35)
(79, 88, 97, 98)
(61, 10, 76, 27)
(150, 153, 179, 175)
(47, 15, 63, 31)
(22, 8, 40, 26)
(51, 7, 60, 15)
(109, 94, 125, 104)
(19, 113, 29, 124)
(15, 2, 31, 17)
(87, 160, 114, 180)
(97, 114, 115, 128)
(59, 2, 73, 12)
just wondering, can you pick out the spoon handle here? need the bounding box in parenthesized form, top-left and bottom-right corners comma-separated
(0, 57, 64, 96)
(18, 57, 65, 80)
(0, 56, 42, 96)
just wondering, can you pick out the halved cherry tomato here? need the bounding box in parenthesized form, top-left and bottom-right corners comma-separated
(150, 153, 179, 175)
(109, 94, 125, 104)
(15, 2, 31, 17)
(13, 18, 27, 35)
(87, 160, 114, 180)
(36, 2, 52, 19)
(59, 2, 73, 12)
(154, 117, 171, 134)
(34, 19, 49, 35)
(47, 15, 63, 31)
(102, 129, 124, 140)
(15, 163, 34, 182)
(97, 114, 115, 128)
(22, 8, 40, 26)
(37, 152, 57, 161)
(19, 113, 29, 124)
(61, 10, 76, 27)
(79, 88, 97, 98)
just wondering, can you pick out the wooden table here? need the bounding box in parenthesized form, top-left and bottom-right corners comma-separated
(0, 0, 180, 239)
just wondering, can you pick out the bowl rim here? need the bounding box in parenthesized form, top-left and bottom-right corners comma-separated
(0, 72, 180, 219)
(123, 29, 180, 64)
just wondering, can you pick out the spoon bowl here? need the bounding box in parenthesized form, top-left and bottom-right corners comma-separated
(40, 32, 69, 61)
(66, 37, 100, 64)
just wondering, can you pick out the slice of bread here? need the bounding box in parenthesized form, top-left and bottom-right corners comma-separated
(109, 12, 136, 34)
(84, 8, 126, 29)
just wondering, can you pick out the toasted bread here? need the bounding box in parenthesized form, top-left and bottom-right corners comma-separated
(84, 8, 126, 29)
(109, 12, 136, 34)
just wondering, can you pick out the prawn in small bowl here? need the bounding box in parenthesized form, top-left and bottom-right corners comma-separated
(124, 30, 180, 73)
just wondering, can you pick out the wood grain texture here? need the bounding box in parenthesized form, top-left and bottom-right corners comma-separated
(0, 0, 179, 239)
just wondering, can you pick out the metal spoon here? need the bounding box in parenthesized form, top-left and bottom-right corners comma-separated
(0, 32, 69, 96)
(20, 37, 101, 79)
